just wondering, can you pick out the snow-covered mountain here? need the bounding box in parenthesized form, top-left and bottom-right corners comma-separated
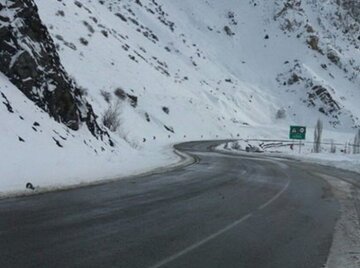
(32, 0, 360, 130)
(1, 0, 359, 193)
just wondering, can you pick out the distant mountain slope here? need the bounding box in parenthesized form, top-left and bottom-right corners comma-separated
(33, 0, 360, 136)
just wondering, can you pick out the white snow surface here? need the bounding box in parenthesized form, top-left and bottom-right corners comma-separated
(218, 139, 360, 177)
(0, 74, 186, 196)
(1, 0, 360, 193)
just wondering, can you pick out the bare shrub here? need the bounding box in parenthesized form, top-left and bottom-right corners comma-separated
(101, 30, 108, 37)
(231, 142, 241, 150)
(79, 37, 88, 46)
(227, 11, 235, 19)
(224, 26, 234, 36)
(114, 87, 126, 100)
(74, 1, 83, 8)
(100, 90, 111, 103)
(56, 10, 65, 17)
(83, 21, 95, 34)
(127, 94, 138, 107)
(162, 106, 170, 114)
(276, 108, 286, 119)
(102, 101, 121, 132)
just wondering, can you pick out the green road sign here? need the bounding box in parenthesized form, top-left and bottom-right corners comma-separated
(289, 126, 306, 140)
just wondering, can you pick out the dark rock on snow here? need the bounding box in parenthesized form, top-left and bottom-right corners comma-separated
(0, 0, 112, 144)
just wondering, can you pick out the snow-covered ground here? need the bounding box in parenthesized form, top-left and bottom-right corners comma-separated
(1, 0, 360, 194)
(218, 138, 360, 176)
(323, 174, 360, 268)
(0, 73, 190, 197)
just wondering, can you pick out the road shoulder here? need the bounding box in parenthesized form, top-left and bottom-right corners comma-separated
(319, 174, 360, 268)
(0, 144, 196, 200)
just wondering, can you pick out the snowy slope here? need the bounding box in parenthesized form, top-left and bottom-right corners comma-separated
(34, 0, 360, 134)
(0, 73, 183, 194)
(1, 0, 360, 193)
(32, 0, 288, 143)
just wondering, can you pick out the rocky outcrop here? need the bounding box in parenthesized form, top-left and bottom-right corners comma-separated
(340, 0, 360, 23)
(308, 85, 341, 116)
(0, 0, 110, 141)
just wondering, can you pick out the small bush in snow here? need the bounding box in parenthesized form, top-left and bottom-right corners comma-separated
(102, 101, 121, 132)
(79, 37, 89, 46)
(276, 108, 286, 119)
(231, 142, 241, 150)
(115, 12, 127, 22)
(162, 106, 170, 114)
(224, 26, 234, 36)
(114, 87, 126, 100)
(76, 86, 88, 96)
(127, 94, 138, 107)
(227, 11, 235, 19)
(83, 21, 95, 34)
(56, 10, 65, 17)
(74, 1, 83, 8)
(288, 73, 301, 85)
(101, 30, 108, 37)
(100, 90, 111, 103)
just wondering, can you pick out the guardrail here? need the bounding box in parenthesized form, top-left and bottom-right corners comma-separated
(139, 135, 360, 154)
(236, 138, 360, 154)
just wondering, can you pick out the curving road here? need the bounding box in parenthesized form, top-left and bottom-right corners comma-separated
(0, 140, 356, 268)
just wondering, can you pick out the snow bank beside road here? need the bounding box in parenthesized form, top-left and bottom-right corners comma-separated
(0, 74, 190, 197)
(0, 142, 190, 198)
(218, 140, 360, 176)
(322, 175, 360, 268)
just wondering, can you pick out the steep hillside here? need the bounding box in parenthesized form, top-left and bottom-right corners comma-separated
(0, 0, 110, 139)
(34, 0, 360, 135)
(0, 71, 180, 194)
(1, 0, 359, 193)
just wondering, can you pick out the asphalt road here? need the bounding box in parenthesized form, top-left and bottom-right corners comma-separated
(1, 140, 357, 268)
